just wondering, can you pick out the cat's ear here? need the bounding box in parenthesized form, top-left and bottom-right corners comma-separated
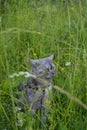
(48, 54, 54, 60)
(30, 59, 40, 66)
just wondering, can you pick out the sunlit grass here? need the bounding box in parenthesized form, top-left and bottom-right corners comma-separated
(0, 0, 87, 130)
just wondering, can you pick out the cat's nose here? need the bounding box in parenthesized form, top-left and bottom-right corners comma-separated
(52, 72, 55, 76)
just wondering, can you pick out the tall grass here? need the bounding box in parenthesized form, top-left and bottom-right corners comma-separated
(0, 0, 87, 129)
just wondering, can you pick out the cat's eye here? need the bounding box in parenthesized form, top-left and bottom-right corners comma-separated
(44, 68, 49, 72)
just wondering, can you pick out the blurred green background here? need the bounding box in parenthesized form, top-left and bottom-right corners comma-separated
(0, 0, 87, 130)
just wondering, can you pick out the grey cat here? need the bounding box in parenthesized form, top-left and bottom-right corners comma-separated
(18, 54, 55, 123)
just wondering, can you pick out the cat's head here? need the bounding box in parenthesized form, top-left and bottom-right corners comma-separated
(30, 54, 56, 79)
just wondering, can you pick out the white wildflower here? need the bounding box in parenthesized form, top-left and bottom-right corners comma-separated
(18, 71, 26, 75)
(14, 106, 21, 113)
(9, 75, 15, 78)
(9, 71, 36, 78)
(23, 72, 29, 75)
(24, 73, 36, 78)
(65, 62, 71, 66)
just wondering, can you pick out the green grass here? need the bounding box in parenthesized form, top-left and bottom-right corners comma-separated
(0, 0, 87, 130)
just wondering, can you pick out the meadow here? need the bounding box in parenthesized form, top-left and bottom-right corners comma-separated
(0, 0, 87, 130)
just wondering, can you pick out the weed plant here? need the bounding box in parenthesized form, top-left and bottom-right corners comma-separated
(0, 0, 87, 130)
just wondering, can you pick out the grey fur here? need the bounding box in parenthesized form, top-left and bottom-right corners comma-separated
(18, 54, 55, 124)
(30, 54, 55, 79)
